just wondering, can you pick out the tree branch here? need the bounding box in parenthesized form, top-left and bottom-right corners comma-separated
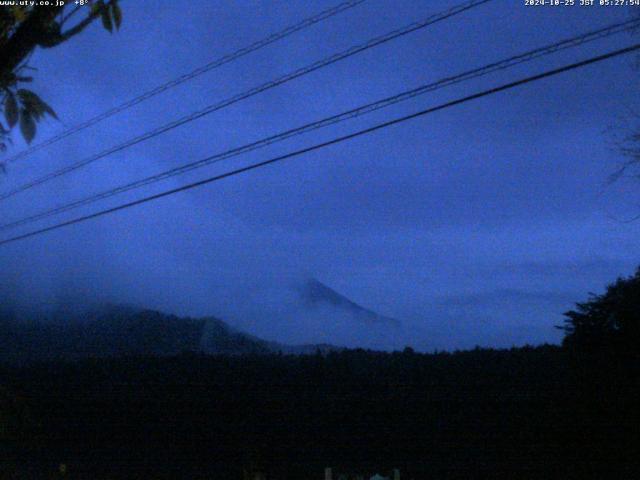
(59, 5, 83, 27)
(52, 8, 104, 47)
(0, 6, 63, 80)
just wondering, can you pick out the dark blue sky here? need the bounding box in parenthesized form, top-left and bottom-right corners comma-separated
(1, 0, 639, 350)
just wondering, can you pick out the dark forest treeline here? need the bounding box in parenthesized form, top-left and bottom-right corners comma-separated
(1, 345, 638, 480)
(2, 267, 639, 479)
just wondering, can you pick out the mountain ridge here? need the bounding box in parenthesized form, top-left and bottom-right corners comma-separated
(0, 303, 341, 364)
(299, 278, 401, 328)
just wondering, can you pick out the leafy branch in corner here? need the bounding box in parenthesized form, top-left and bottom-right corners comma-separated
(0, 0, 123, 152)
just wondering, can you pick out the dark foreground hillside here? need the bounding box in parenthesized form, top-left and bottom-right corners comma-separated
(0, 305, 339, 363)
(1, 346, 639, 479)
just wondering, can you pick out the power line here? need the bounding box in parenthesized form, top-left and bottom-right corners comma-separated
(1, 42, 637, 247)
(0, 0, 492, 201)
(1, 0, 367, 164)
(0, 18, 637, 232)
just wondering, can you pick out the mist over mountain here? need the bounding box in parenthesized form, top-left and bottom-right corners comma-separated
(299, 278, 401, 328)
(215, 277, 408, 351)
(0, 303, 340, 364)
(0, 275, 410, 364)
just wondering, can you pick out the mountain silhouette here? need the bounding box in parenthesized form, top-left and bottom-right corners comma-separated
(298, 278, 401, 328)
(0, 303, 338, 364)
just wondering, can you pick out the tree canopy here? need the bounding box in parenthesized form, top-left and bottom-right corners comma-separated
(0, 1, 122, 151)
(558, 266, 640, 353)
